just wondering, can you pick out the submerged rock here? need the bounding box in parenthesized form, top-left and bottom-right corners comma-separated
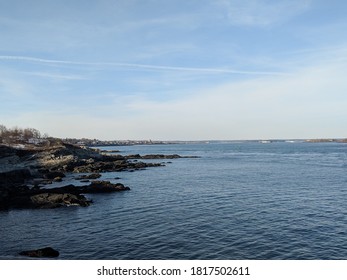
(19, 247, 59, 258)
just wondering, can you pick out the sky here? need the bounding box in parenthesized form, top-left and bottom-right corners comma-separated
(1, 0, 347, 140)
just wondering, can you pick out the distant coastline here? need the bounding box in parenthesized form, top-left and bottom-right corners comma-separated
(64, 138, 347, 147)
(1, 123, 346, 147)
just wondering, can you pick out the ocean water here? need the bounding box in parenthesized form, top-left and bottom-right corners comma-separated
(1, 142, 347, 259)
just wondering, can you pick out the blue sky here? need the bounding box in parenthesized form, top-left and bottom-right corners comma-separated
(1, 0, 347, 140)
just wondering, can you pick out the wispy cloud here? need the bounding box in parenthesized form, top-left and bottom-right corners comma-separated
(116, 58, 347, 140)
(217, 0, 311, 26)
(0, 55, 81, 65)
(24, 71, 86, 81)
(3, 52, 346, 140)
(0, 55, 288, 76)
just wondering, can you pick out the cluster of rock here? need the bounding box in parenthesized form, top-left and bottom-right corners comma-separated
(0, 142, 196, 211)
(1, 180, 130, 210)
(125, 154, 198, 159)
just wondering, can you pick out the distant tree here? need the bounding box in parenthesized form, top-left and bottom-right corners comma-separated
(23, 128, 32, 142)
(0, 124, 6, 134)
(0, 125, 46, 144)
(0, 124, 7, 143)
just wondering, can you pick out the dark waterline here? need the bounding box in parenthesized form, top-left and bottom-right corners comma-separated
(1, 142, 346, 259)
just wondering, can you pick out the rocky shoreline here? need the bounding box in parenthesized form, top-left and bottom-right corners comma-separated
(0, 142, 197, 210)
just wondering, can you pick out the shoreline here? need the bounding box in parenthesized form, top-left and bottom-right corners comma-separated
(0, 142, 197, 211)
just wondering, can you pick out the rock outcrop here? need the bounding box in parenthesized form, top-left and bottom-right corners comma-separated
(83, 180, 130, 193)
(30, 193, 91, 208)
(0, 180, 130, 210)
(47, 181, 131, 195)
(0, 142, 196, 210)
(125, 154, 199, 159)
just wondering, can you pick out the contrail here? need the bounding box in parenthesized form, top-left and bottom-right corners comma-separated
(0, 55, 88, 65)
(0, 55, 288, 76)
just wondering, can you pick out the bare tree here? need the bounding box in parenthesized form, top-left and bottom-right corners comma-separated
(0, 124, 7, 134)
(0, 124, 7, 143)
(0, 125, 44, 144)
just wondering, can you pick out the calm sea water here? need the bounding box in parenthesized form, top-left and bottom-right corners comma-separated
(1, 142, 346, 259)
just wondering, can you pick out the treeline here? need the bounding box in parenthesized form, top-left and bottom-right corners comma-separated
(0, 124, 48, 144)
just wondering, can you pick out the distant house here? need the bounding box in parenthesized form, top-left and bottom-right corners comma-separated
(27, 138, 46, 145)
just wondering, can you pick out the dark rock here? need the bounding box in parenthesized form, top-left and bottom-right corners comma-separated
(30, 193, 91, 208)
(75, 173, 101, 180)
(125, 154, 180, 159)
(83, 180, 130, 193)
(0, 169, 32, 187)
(43, 171, 65, 180)
(53, 177, 63, 182)
(0, 145, 17, 158)
(70, 159, 164, 173)
(103, 150, 120, 153)
(38, 168, 49, 174)
(37, 181, 130, 195)
(127, 154, 141, 158)
(19, 247, 59, 258)
(0, 185, 32, 209)
(142, 154, 182, 159)
(85, 158, 95, 164)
